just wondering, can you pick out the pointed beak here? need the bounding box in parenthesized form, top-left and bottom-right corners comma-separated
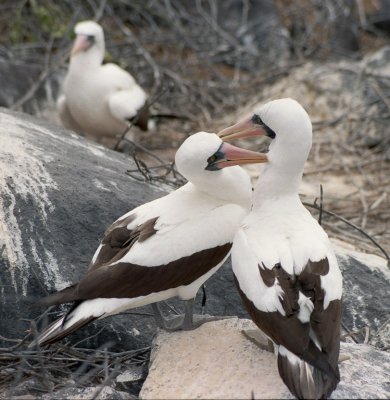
(218, 115, 267, 141)
(71, 35, 92, 56)
(206, 142, 268, 171)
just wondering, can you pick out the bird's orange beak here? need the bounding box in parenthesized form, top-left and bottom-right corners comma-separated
(205, 142, 268, 171)
(218, 115, 267, 141)
(71, 35, 92, 56)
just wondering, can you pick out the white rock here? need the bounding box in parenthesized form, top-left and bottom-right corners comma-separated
(116, 367, 144, 383)
(140, 318, 390, 399)
(140, 318, 292, 399)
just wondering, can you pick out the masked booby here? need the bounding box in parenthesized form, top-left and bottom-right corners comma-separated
(57, 20, 149, 142)
(32, 131, 267, 347)
(218, 98, 343, 400)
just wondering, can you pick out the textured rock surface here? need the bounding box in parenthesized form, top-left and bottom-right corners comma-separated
(0, 108, 164, 349)
(140, 318, 390, 400)
(140, 318, 292, 400)
(333, 242, 390, 349)
(334, 342, 390, 399)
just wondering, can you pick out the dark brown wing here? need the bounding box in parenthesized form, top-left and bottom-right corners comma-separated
(40, 237, 231, 306)
(38, 215, 158, 306)
(235, 269, 310, 359)
(235, 259, 339, 377)
(259, 262, 299, 316)
(298, 259, 341, 376)
(75, 243, 232, 300)
(279, 258, 341, 399)
(87, 214, 158, 273)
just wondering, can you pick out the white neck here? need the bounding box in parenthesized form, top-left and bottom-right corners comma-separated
(252, 155, 305, 210)
(69, 48, 103, 72)
(190, 167, 252, 209)
(252, 132, 311, 209)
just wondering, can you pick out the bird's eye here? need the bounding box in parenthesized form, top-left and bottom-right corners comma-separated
(205, 151, 222, 171)
(252, 113, 276, 139)
(252, 114, 263, 125)
(87, 35, 95, 42)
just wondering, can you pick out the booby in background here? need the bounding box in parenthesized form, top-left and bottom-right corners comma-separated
(57, 20, 149, 142)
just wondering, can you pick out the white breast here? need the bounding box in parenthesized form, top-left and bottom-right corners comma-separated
(112, 184, 249, 267)
(232, 200, 342, 313)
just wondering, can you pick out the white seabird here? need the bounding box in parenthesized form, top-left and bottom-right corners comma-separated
(218, 98, 343, 399)
(57, 20, 149, 142)
(32, 131, 267, 347)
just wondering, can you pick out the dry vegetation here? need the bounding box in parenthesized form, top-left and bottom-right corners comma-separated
(0, 0, 389, 397)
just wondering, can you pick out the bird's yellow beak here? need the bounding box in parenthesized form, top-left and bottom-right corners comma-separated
(218, 115, 267, 141)
(206, 142, 268, 171)
(71, 34, 93, 56)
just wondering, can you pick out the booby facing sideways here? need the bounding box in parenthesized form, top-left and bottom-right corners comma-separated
(32, 131, 267, 347)
(218, 98, 343, 399)
(57, 20, 149, 141)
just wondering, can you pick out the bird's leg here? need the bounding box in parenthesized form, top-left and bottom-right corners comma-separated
(166, 299, 230, 331)
(186, 299, 234, 330)
(152, 299, 198, 331)
(152, 300, 231, 332)
(151, 302, 185, 331)
(181, 299, 195, 330)
(200, 284, 207, 314)
(151, 302, 170, 329)
(151, 303, 162, 326)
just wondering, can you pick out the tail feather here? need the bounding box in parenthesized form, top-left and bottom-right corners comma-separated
(35, 284, 78, 307)
(277, 347, 340, 399)
(301, 339, 339, 381)
(32, 296, 134, 347)
(29, 305, 99, 347)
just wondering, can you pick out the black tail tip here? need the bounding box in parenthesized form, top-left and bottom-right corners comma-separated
(278, 353, 339, 399)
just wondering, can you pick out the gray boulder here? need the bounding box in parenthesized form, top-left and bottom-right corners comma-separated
(333, 342, 390, 399)
(0, 108, 163, 350)
(335, 245, 390, 349)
